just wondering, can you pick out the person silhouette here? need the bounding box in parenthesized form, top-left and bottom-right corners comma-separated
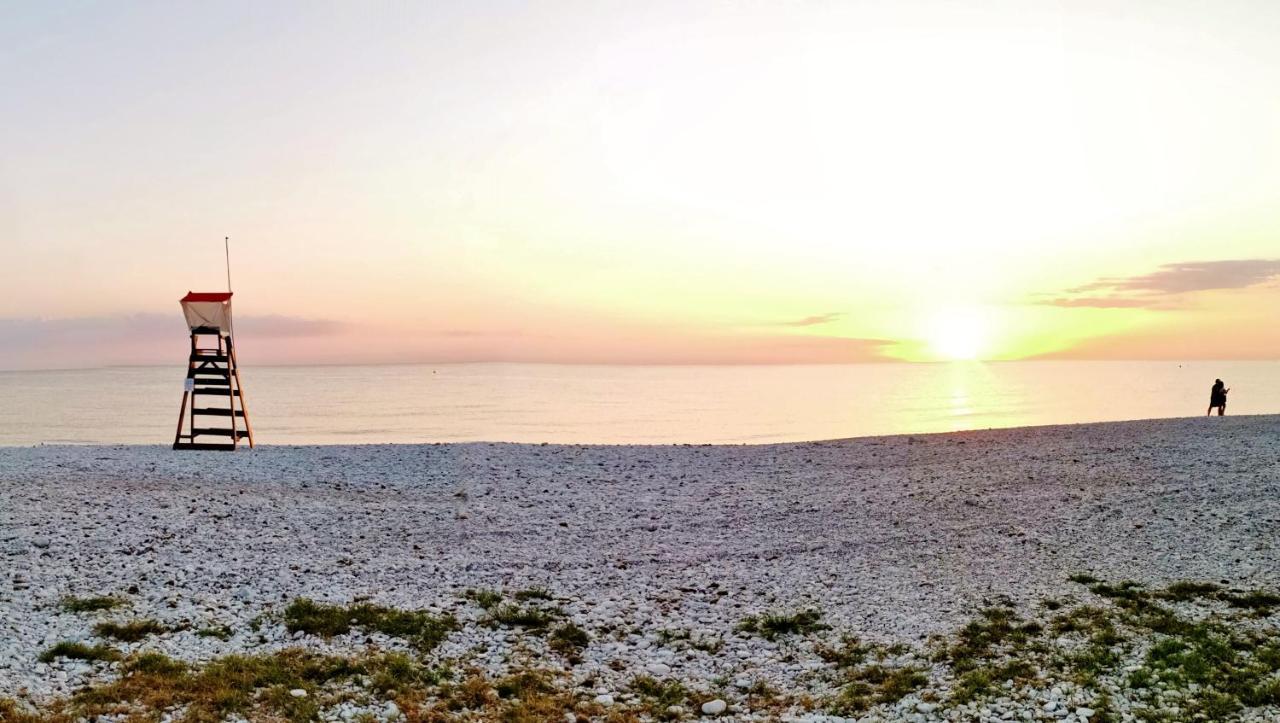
(1207, 379, 1229, 416)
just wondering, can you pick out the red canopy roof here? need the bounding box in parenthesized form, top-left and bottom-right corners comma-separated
(181, 291, 233, 303)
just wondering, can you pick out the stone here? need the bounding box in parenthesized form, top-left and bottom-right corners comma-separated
(701, 699, 727, 716)
(647, 662, 672, 676)
(289, 689, 307, 698)
(594, 694, 614, 705)
(1075, 708, 1095, 720)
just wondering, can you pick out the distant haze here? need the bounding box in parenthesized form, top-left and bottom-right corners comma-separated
(5, 2, 1280, 369)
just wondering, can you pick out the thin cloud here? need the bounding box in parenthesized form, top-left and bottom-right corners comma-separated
(1043, 259, 1280, 309)
(234, 315, 343, 337)
(768, 312, 845, 327)
(0, 313, 342, 351)
(1039, 297, 1167, 309)
(0, 313, 347, 370)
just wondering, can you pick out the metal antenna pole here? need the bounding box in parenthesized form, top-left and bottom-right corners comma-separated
(224, 236, 236, 345)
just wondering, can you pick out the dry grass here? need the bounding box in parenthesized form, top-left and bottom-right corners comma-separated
(58, 596, 124, 614)
(92, 619, 167, 642)
(284, 598, 456, 652)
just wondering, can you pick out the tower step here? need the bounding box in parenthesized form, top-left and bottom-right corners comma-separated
(192, 368, 231, 378)
(191, 427, 250, 439)
(190, 354, 229, 363)
(193, 388, 239, 396)
(192, 408, 245, 417)
(172, 442, 237, 451)
(191, 377, 231, 387)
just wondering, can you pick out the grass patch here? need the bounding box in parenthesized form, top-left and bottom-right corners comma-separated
(484, 603, 558, 630)
(942, 605, 1042, 672)
(1088, 580, 1147, 603)
(1158, 581, 1221, 601)
(463, 588, 503, 610)
(1222, 590, 1280, 612)
(92, 619, 167, 642)
(548, 622, 590, 661)
(830, 664, 927, 715)
(0, 654, 576, 723)
(513, 587, 553, 601)
(64, 650, 391, 722)
(630, 675, 691, 719)
(38, 642, 121, 663)
(816, 635, 873, 668)
(494, 669, 555, 699)
(737, 609, 828, 640)
(1067, 573, 1100, 585)
(284, 598, 456, 652)
(952, 659, 1036, 702)
(59, 596, 124, 613)
(196, 624, 234, 640)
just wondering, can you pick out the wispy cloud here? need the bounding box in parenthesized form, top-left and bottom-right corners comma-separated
(234, 315, 343, 337)
(0, 313, 344, 369)
(1040, 259, 1280, 309)
(1039, 296, 1170, 309)
(0, 313, 343, 343)
(767, 312, 845, 327)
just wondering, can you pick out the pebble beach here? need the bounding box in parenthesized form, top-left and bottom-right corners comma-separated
(2, 415, 1279, 721)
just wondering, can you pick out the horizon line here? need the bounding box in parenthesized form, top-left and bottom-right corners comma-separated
(2, 358, 1277, 374)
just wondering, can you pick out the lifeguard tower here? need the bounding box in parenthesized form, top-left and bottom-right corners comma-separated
(172, 291, 255, 450)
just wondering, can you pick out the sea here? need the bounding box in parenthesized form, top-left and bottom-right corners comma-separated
(1, 361, 1276, 446)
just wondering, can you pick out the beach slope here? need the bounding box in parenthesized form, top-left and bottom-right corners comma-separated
(3, 416, 1279, 720)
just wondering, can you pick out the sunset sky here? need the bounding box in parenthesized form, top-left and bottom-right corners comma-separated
(4, 1, 1280, 369)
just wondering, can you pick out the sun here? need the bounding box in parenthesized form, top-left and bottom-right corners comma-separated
(927, 308, 991, 361)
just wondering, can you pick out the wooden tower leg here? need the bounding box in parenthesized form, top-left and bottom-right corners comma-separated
(173, 332, 196, 449)
(173, 390, 190, 449)
(228, 338, 255, 448)
(224, 334, 238, 450)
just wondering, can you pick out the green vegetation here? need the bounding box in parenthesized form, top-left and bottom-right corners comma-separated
(11, 575, 1280, 721)
(630, 675, 692, 720)
(484, 602, 558, 630)
(548, 622, 590, 661)
(1222, 590, 1280, 612)
(815, 635, 873, 668)
(38, 642, 121, 663)
(49, 650, 437, 723)
(463, 588, 503, 610)
(196, 624, 234, 640)
(1158, 581, 1220, 601)
(513, 587, 553, 601)
(493, 669, 555, 700)
(92, 619, 167, 642)
(943, 604, 1044, 671)
(283, 598, 456, 652)
(737, 609, 828, 640)
(59, 596, 124, 614)
(830, 664, 928, 715)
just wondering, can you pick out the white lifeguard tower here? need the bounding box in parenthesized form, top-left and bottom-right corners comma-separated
(172, 291, 255, 450)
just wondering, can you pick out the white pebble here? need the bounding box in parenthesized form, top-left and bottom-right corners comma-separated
(701, 699, 727, 716)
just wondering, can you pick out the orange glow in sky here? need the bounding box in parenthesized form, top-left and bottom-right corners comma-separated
(4, 2, 1280, 369)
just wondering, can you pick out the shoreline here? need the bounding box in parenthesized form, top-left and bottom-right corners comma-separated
(4, 411, 1279, 450)
(4, 416, 1279, 720)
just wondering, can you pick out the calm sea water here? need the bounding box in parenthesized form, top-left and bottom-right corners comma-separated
(0, 361, 1276, 446)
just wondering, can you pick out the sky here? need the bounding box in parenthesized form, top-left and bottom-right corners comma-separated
(3, 0, 1280, 369)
